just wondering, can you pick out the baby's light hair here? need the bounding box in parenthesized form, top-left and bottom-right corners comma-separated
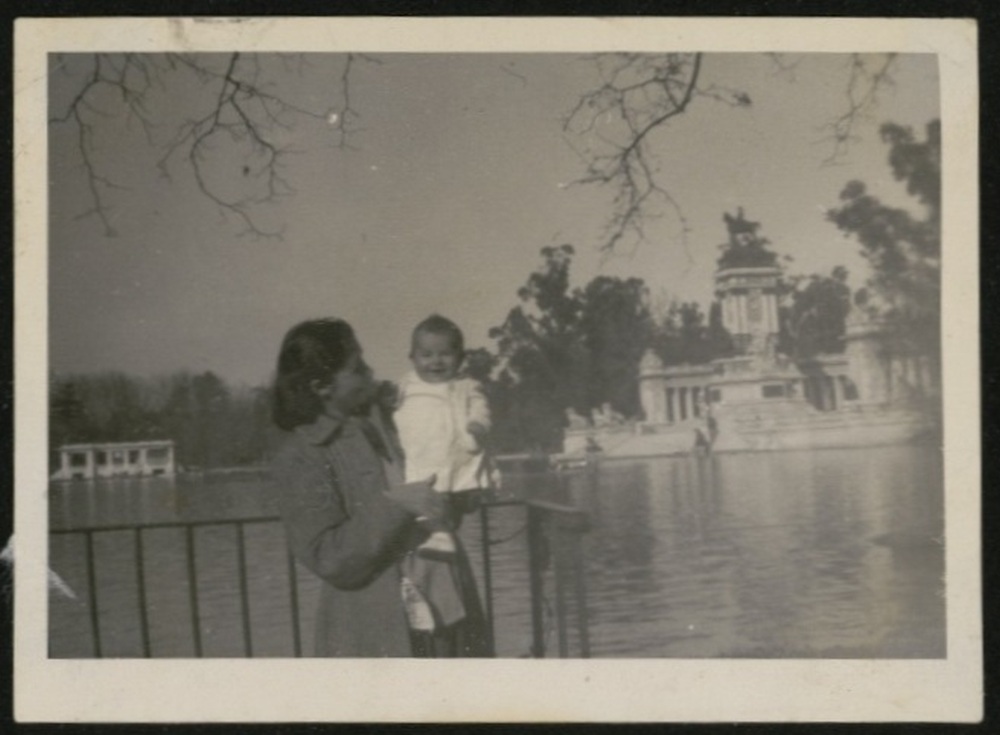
(410, 314, 465, 357)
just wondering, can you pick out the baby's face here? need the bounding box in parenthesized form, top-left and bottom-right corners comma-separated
(411, 331, 461, 384)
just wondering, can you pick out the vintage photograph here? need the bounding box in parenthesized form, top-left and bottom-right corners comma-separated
(15, 17, 980, 723)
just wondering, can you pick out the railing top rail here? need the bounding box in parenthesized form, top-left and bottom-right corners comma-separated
(523, 498, 586, 516)
(524, 499, 591, 532)
(50, 496, 587, 535)
(50, 515, 285, 535)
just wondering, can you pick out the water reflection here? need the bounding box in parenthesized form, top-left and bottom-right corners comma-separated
(570, 446, 944, 658)
(50, 471, 276, 530)
(49, 446, 944, 658)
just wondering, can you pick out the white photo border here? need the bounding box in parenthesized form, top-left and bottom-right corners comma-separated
(14, 16, 981, 723)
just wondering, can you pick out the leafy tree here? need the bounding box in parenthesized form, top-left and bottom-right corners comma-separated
(498, 349, 577, 454)
(190, 371, 231, 469)
(488, 245, 586, 451)
(462, 347, 497, 385)
(244, 386, 277, 464)
(49, 370, 275, 470)
(651, 301, 732, 367)
(77, 372, 161, 441)
(778, 267, 852, 359)
(827, 120, 940, 365)
(49, 380, 89, 469)
(578, 275, 653, 418)
(486, 245, 654, 451)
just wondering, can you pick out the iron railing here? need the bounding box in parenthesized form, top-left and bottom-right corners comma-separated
(51, 496, 590, 658)
(478, 497, 591, 658)
(58, 516, 306, 658)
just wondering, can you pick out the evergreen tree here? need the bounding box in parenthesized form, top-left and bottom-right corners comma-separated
(487, 245, 654, 451)
(779, 267, 852, 359)
(827, 119, 940, 367)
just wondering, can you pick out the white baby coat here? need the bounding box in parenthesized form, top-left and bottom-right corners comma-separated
(394, 372, 491, 492)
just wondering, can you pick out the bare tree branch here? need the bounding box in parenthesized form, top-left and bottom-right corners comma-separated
(51, 53, 360, 239)
(564, 53, 709, 256)
(765, 52, 802, 80)
(329, 53, 381, 150)
(819, 53, 898, 165)
(566, 52, 899, 255)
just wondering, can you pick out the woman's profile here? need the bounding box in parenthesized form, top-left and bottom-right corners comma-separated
(270, 318, 490, 657)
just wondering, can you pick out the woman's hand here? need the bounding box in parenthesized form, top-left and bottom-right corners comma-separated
(385, 476, 443, 520)
(466, 421, 488, 439)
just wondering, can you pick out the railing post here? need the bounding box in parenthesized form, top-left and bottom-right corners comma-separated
(235, 523, 253, 657)
(55, 504, 582, 661)
(479, 502, 495, 656)
(133, 528, 151, 657)
(286, 548, 302, 657)
(83, 531, 102, 658)
(184, 526, 203, 657)
(54, 516, 299, 659)
(526, 504, 546, 658)
(571, 530, 591, 658)
(552, 526, 569, 658)
(528, 497, 591, 658)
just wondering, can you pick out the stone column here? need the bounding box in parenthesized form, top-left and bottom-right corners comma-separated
(827, 375, 839, 411)
(165, 444, 176, 477)
(808, 377, 822, 410)
(919, 356, 935, 394)
(905, 356, 919, 393)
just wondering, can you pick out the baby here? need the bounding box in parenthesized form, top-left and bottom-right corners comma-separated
(395, 314, 491, 559)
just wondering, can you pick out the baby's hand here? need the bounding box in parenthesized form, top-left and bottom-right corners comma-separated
(376, 380, 401, 410)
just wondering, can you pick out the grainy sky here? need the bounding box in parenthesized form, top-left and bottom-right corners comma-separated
(48, 52, 939, 387)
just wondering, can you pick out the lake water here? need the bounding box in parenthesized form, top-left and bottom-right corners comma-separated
(48, 445, 945, 658)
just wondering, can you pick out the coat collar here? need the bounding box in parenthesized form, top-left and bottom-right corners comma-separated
(295, 412, 348, 446)
(294, 404, 401, 459)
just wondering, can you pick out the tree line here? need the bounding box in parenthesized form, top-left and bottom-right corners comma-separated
(49, 371, 275, 471)
(50, 118, 939, 464)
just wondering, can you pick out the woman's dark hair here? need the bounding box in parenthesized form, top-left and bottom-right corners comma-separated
(272, 318, 359, 431)
(410, 314, 465, 357)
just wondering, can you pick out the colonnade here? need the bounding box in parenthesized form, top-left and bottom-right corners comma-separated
(659, 374, 861, 420)
(664, 385, 706, 423)
(888, 354, 937, 401)
(801, 374, 859, 411)
(54, 441, 176, 480)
